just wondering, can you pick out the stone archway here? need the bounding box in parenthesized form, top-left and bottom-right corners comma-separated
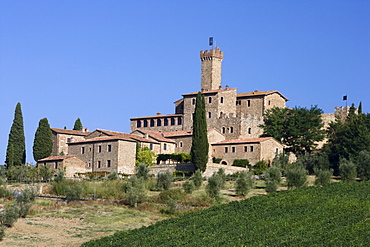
(221, 161, 227, 165)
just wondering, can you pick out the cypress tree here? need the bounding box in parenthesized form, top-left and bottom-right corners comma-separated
(190, 92, 209, 172)
(73, 118, 83, 130)
(6, 102, 26, 167)
(33, 118, 53, 161)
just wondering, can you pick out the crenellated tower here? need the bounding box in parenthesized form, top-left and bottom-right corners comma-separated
(200, 47, 224, 91)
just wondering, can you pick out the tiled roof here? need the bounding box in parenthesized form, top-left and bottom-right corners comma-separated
(68, 136, 136, 144)
(130, 114, 183, 120)
(37, 155, 76, 162)
(51, 128, 90, 136)
(212, 137, 273, 145)
(237, 90, 289, 101)
(182, 88, 237, 96)
(134, 129, 175, 143)
(162, 130, 192, 138)
(94, 129, 158, 143)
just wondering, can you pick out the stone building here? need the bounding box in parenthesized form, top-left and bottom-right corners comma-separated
(37, 155, 88, 178)
(51, 128, 90, 156)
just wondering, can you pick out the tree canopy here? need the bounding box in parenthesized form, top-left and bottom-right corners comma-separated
(6, 102, 26, 167)
(73, 118, 83, 130)
(33, 118, 53, 161)
(190, 92, 209, 172)
(260, 106, 325, 155)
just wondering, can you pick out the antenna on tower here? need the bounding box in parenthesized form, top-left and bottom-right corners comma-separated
(209, 37, 214, 49)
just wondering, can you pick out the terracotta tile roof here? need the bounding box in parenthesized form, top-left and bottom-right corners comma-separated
(212, 137, 273, 145)
(37, 155, 76, 162)
(162, 130, 192, 138)
(182, 88, 237, 96)
(134, 129, 175, 143)
(94, 129, 158, 143)
(130, 114, 183, 120)
(237, 90, 288, 101)
(51, 128, 90, 136)
(68, 136, 136, 144)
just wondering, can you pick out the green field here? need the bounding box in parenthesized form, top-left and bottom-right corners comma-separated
(82, 181, 370, 246)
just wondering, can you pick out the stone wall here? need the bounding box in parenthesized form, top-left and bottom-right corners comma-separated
(202, 163, 247, 178)
(149, 163, 196, 176)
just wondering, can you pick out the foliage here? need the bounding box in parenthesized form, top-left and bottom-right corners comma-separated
(82, 181, 370, 247)
(32, 118, 53, 161)
(158, 188, 186, 203)
(6, 165, 28, 182)
(156, 170, 173, 190)
(252, 160, 268, 175)
(6, 102, 26, 167)
(0, 205, 19, 227)
(298, 153, 330, 175)
(265, 166, 281, 193)
(16, 187, 38, 218)
(65, 184, 82, 203)
(157, 153, 191, 164)
(217, 168, 226, 189)
(73, 118, 83, 130)
(354, 150, 370, 181)
(314, 168, 333, 186)
(107, 171, 118, 181)
(190, 92, 209, 172)
(0, 226, 5, 240)
(339, 159, 357, 183)
(39, 165, 53, 182)
(136, 163, 150, 180)
(235, 171, 253, 196)
(136, 147, 156, 165)
(191, 169, 203, 189)
(182, 180, 195, 194)
(260, 106, 325, 155)
(286, 162, 308, 189)
(232, 159, 250, 168)
(272, 152, 290, 175)
(212, 157, 222, 164)
(54, 170, 65, 182)
(323, 103, 370, 174)
(205, 172, 222, 199)
(125, 176, 147, 207)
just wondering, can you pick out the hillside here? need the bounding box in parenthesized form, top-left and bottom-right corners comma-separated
(82, 182, 370, 246)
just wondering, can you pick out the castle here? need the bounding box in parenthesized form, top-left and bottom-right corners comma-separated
(38, 46, 343, 177)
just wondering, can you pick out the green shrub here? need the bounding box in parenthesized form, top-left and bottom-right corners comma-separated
(265, 180, 278, 193)
(136, 163, 150, 180)
(355, 150, 370, 181)
(235, 171, 253, 196)
(0, 225, 5, 240)
(125, 176, 147, 207)
(65, 184, 82, 203)
(206, 173, 222, 199)
(314, 168, 333, 186)
(253, 160, 268, 175)
(192, 170, 203, 189)
(0, 205, 19, 227)
(107, 171, 118, 181)
(232, 159, 250, 168)
(158, 188, 186, 203)
(217, 168, 226, 189)
(212, 157, 222, 164)
(286, 162, 308, 189)
(156, 170, 173, 190)
(54, 170, 65, 182)
(339, 159, 357, 183)
(183, 180, 195, 194)
(265, 166, 281, 193)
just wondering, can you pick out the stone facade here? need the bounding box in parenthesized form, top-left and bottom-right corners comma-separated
(37, 155, 88, 178)
(51, 128, 89, 156)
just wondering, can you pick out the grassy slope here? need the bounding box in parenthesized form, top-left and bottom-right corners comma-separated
(82, 182, 370, 246)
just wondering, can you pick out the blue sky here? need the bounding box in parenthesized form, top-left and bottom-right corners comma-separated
(1, 1, 369, 164)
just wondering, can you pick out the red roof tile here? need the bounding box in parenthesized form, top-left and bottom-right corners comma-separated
(130, 114, 183, 120)
(237, 90, 288, 101)
(37, 155, 76, 162)
(162, 130, 192, 138)
(182, 88, 237, 96)
(134, 129, 175, 143)
(94, 129, 158, 143)
(212, 137, 274, 145)
(51, 128, 90, 136)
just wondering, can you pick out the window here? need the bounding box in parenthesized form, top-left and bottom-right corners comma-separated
(54, 162, 58, 169)
(88, 162, 91, 168)
(98, 145, 102, 153)
(208, 112, 212, 118)
(236, 100, 241, 105)
(232, 147, 236, 153)
(192, 98, 196, 105)
(248, 128, 251, 134)
(178, 117, 182, 125)
(250, 146, 254, 152)
(81, 147, 85, 154)
(208, 97, 212, 103)
(137, 120, 142, 128)
(179, 142, 183, 148)
(247, 100, 251, 107)
(230, 127, 234, 133)
(149, 143, 153, 150)
(244, 146, 248, 152)
(97, 161, 101, 168)
(268, 100, 271, 105)
(171, 117, 175, 125)
(150, 119, 155, 127)
(107, 160, 111, 167)
(225, 147, 228, 153)
(219, 112, 223, 118)
(163, 144, 167, 150)
(220, 97, 224, 103)
(222, 127, 226, 134)
(276, 148, 279, 153)
(107, 145, 112, 152)
(164, 118, 168, 126)
(144, 120, 148, 127)
(67, 138, 71, 143)
(157, 119, 162, 126)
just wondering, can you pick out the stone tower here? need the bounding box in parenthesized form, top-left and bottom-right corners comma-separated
(200, 47, 224, 91)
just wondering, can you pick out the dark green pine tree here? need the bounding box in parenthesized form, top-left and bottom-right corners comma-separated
(33, 118, 53, 161)
(73, 118, 83, 130)
(190, 92, 209, 172)
(6, 102, 26, 167)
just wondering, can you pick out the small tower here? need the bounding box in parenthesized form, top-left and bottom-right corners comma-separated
(200, 47, 224, 91)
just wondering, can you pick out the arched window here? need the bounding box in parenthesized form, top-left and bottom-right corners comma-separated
(157, 119, 162, 126)
(150, 119, 155, 127)
(219, 112, 223, 118)
(179, 142, 183, 148)
(208, 97, 212, 103)
(164, 118, 168, 126)
(144, 120, 148, 127)
(248, 128, 251, 134)
(177, 117, 182, 125)
(171, 117, 175, 125)
(222, 127, 226, 134)
(137, 120, 142, 128)
(230, 127, 234, 133)
(208, 112, 212, 118)
(220, 97, 224, 103)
